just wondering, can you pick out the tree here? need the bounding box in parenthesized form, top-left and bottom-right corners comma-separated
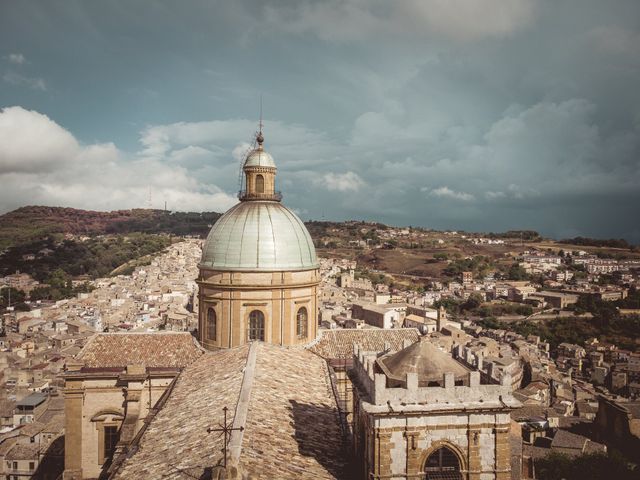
(462, 293, 483, 311)
(507, 263, 529, 281)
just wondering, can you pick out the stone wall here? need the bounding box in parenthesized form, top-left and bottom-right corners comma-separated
(198, 268, 320, 349)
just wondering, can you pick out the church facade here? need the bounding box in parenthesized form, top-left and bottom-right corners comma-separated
(197, 131, 320, 350)
(351, 338, 518, 480)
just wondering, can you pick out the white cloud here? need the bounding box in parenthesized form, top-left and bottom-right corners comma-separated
(3, 72, 46, 91)
(0, 106, 237, 214)
(426, 186, 475, 201)
(8, 53, 25, 65)
(0, 106, 77, 173)
(485, 191, 506, 199)
(319, 171, 365, 192)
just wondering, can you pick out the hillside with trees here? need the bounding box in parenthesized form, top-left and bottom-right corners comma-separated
(0, 206, 221, 249)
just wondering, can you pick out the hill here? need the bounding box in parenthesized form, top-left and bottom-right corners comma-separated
(0, 206, 222, 249)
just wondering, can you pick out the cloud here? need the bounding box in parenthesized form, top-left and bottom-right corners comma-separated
(426, 186, 475, 201)
(262, 0, 536, 42)
(7, 53, 26, 65)
(318, 171, 365, 192)
(0, 107, 237, 214)
(3, 72, 46, 91)
(0, 106, 77, 173)
(588, 26, 640, 61)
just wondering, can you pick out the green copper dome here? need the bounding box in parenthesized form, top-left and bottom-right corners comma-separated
(200, 201, 318, 271)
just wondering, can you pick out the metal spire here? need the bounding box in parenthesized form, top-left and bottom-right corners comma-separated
(256, 94, 264, 147)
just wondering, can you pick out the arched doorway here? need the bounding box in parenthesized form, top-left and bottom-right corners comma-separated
(248, 310, 265, 341)
(424, 446, 462, 480)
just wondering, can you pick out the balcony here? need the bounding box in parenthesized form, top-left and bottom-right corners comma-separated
(238, 191, 282, 201)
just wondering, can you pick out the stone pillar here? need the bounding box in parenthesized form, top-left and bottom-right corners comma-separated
(63, 377, 84, 480)
(374, 430, 393, 478)
(467, 428, 482, 480)
(494, 427, 511, 480)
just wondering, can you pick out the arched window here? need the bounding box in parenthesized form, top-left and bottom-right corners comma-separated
(255, 174, 265, 193)
(248, 310, 265, 341)
(296, 307, 308, 339)
(424, 446, 462, 480)
(207, 308, 217, 341)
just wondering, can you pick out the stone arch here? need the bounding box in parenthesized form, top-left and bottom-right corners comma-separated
(90, 409, 124, 422)
(296, 306, 308, 339)
(417, 440, 467, 479)
(207, 307, 217, 341)
(248, 309, 265, 341)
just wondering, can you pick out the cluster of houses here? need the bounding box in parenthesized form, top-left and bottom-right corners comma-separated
(318, 256, 640, 476)
(0, 240, 202, 478)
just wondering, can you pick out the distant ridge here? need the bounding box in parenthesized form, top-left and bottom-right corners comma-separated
(0, 206, 222, 249)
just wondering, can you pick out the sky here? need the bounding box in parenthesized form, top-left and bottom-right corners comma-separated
(1, 0, 639, 242)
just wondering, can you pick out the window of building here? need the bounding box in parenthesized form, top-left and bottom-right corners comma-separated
(255, 174, 265, 193)
(207, 307, 217, 341)
(103, 425, 119, 463)
(12, 462, 17, 470)
(28, 462, 35, 471)
(296, 307, 308, 339)
(424, 446, 462, 480)
(248, 310, 265, 341)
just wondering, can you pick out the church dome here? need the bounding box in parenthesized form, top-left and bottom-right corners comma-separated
(200, 201, 318, 271)
(377, 338, 470, 386)
(244, 148, 276, 168)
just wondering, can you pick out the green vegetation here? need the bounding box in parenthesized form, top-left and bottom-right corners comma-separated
(506, 262, 530, 281)
(0, 287, 29, 312)
(559, 236, 636, 250)
(478, 288, 640, 351)
(487, 230, 541, 241)
(29, 270, 95, 302)
(535, 452, 639, 480)
(0, 234, 171, 302)
(442, 255, 494, 279)
(434, 296, 533, 318)
(475, 302, 533, 317)
(0, 206, 221, 250)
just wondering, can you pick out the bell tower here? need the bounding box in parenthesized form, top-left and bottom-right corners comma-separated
(240, 130, 280, 201)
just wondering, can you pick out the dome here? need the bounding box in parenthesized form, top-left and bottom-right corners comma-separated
(377, 338, 470, 385)
(200, 201, 318, 271)
(244, 148, 276, 168)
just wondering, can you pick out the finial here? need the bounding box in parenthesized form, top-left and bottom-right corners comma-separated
(257, 95, 264, 147)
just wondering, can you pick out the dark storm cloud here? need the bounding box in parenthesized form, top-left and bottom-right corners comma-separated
(0, 0, 639, 240)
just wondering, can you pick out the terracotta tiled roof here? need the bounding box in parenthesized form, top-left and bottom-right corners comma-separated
(308, 328, 420, 360)
(77, 332, 203, 368)
(115, 343, 349, 479)
(114, 346, 249, 479)
(240, 343, 347, 479)
(6, 442, 40, 460)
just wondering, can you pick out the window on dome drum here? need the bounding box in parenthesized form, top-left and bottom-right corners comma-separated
(207, 307, 217, 341)
(249, 310, 265, 341)
(255, 174, 265, 193)
(424, 446, 462, 480)
(296, 307, 308, 339)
